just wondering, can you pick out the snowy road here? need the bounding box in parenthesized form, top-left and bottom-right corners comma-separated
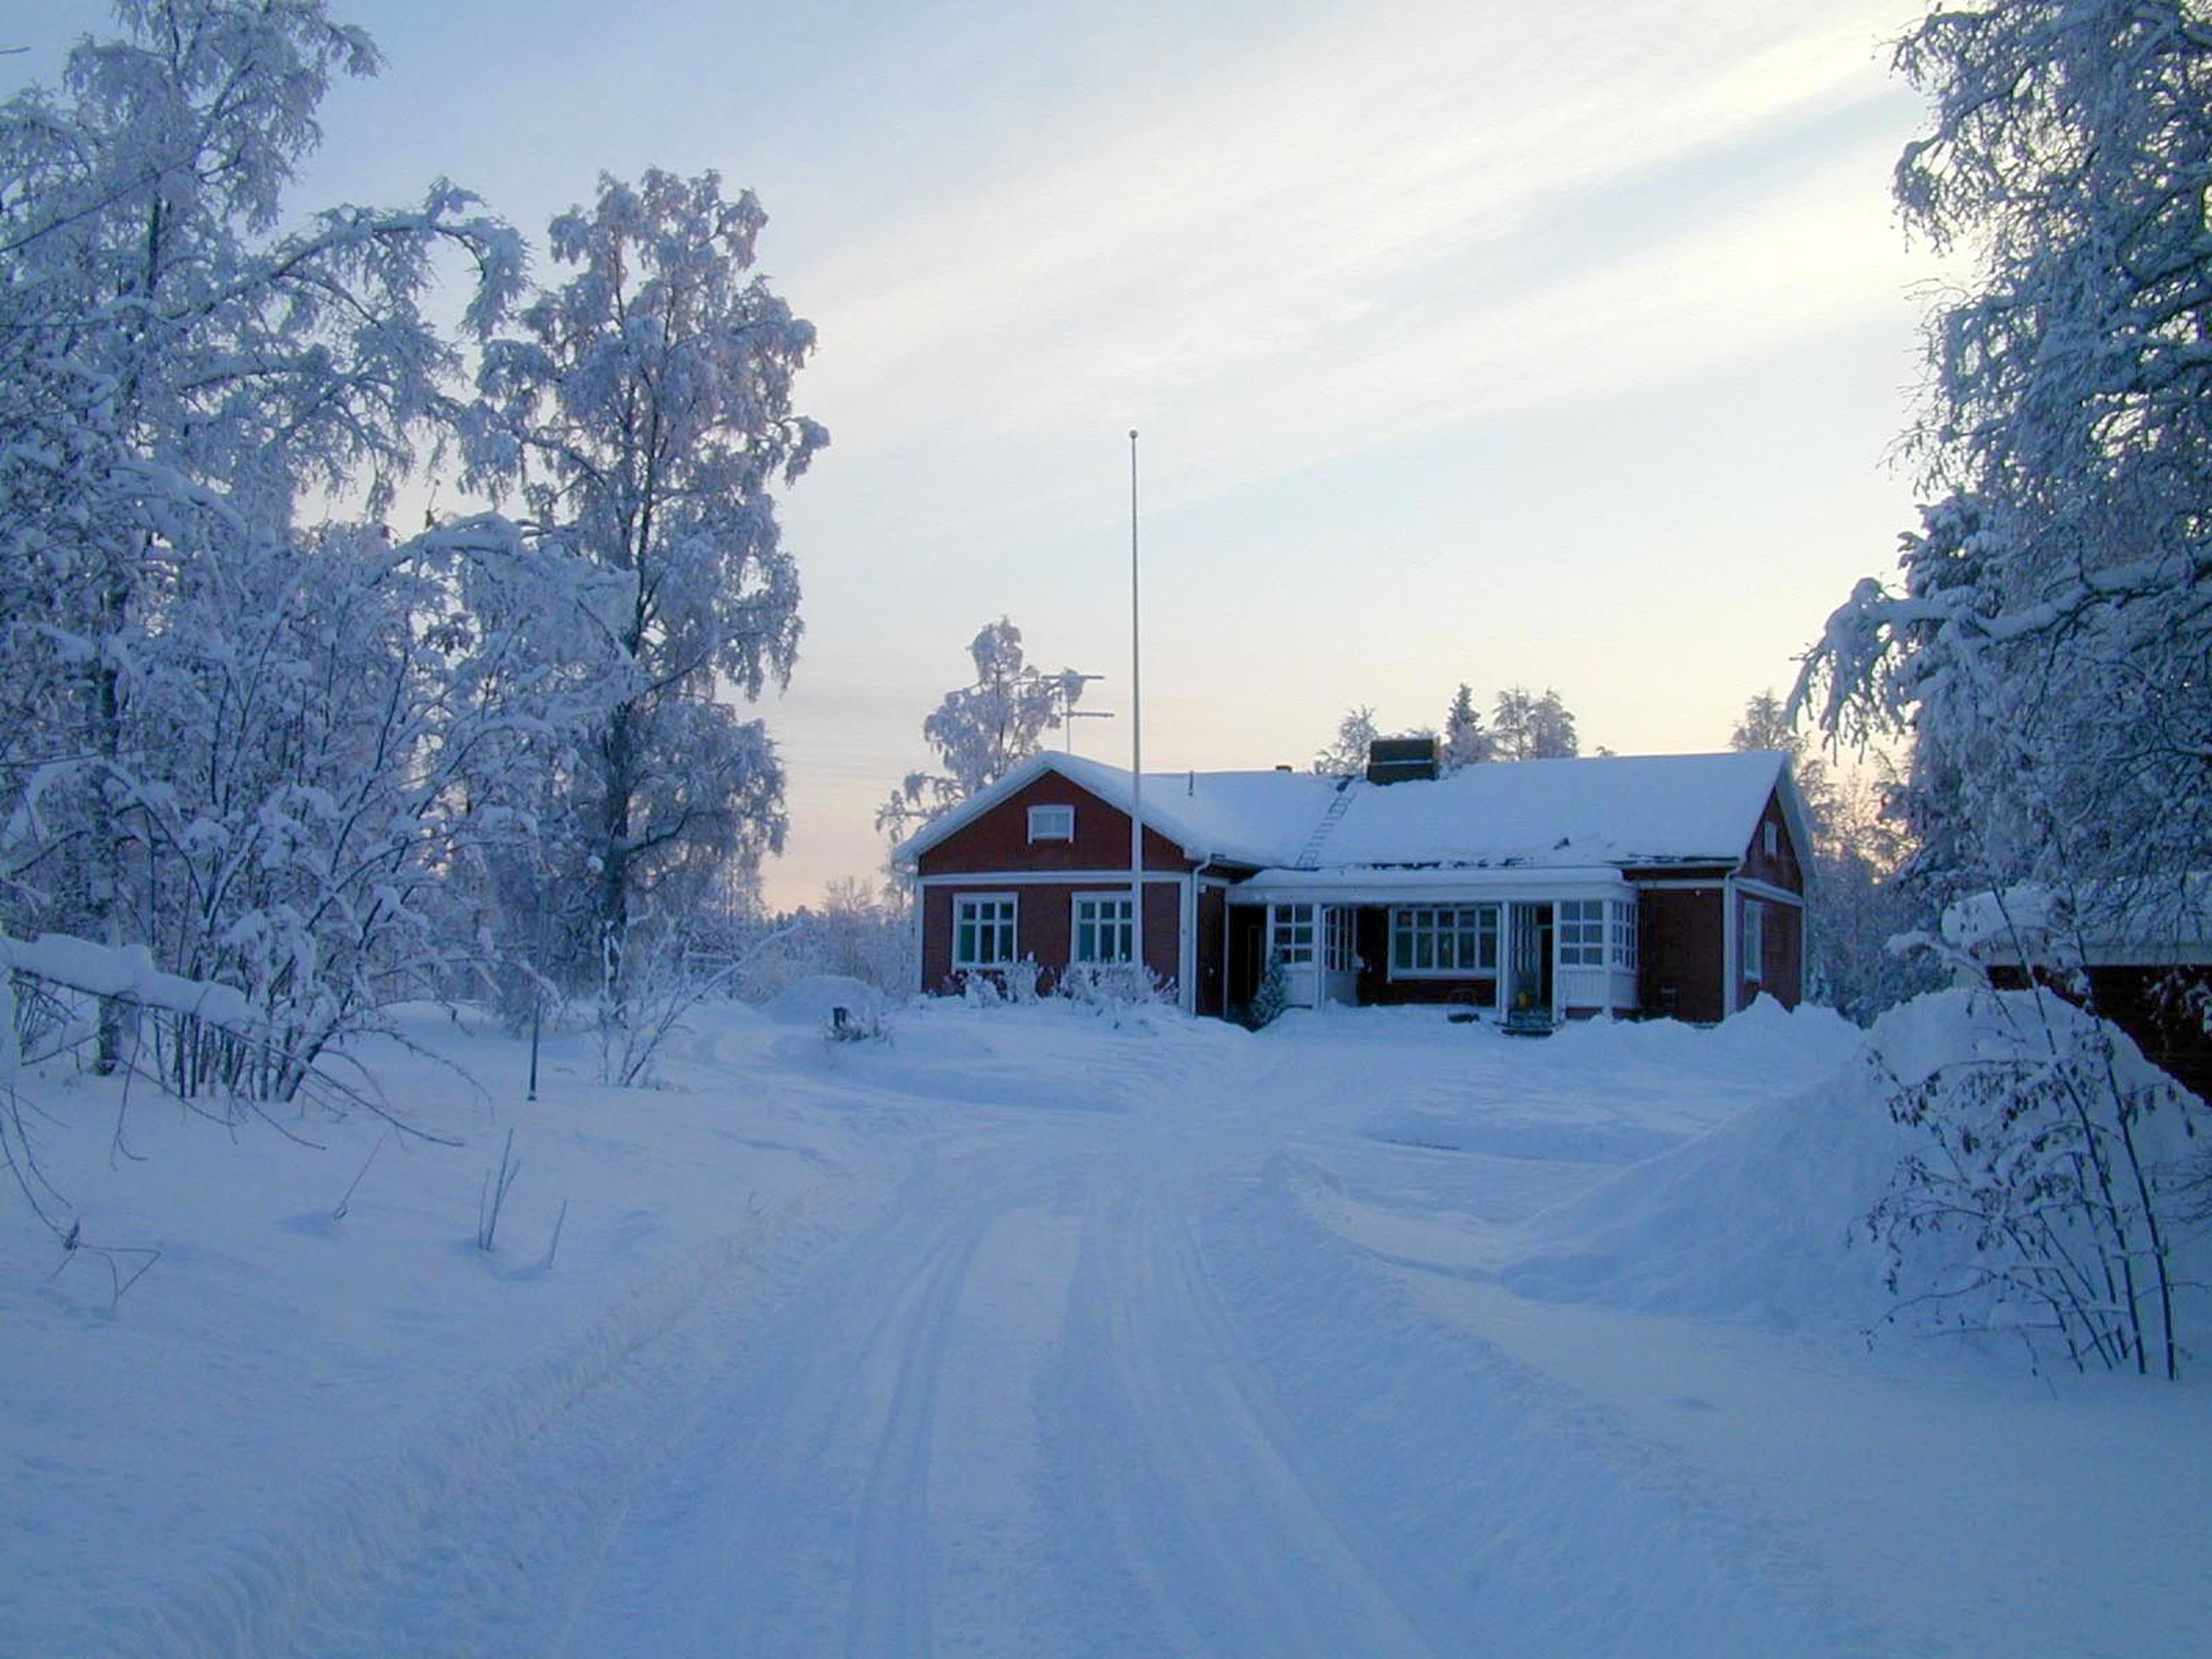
(282, 1009, 1901, 1659)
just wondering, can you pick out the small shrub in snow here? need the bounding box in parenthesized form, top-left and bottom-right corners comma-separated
(956, 958, 1040, 1007)
(822, 1004, 892, 1045)
(1055, 963, 1169, 1016)
(1238, 955, 1291, 1031)
(955, 970, 1004, 1008)
(476, 1128, 522, 1252)
(1865, 990, 2207, 1379)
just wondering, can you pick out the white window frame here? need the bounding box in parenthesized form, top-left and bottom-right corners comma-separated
(1609, 898, 1639, 972)
(1742, 897, 1765, 983)
(1389, 905, 1499, 977)
(1557, 899, 1606, 968)
(953, 892, 1018, 970)
(1028, 803, 1075, 843)
(1270, 904, 1316, 966)
(1762, 820, 1780, 858)
(1071, 893, 1135, 965)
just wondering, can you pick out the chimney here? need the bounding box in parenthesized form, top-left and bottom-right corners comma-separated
(1365, 735, 1440, 785)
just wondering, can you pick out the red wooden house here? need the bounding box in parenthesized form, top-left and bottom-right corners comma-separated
(895, 741, 1810, 1023)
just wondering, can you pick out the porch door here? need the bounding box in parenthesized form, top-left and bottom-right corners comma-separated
(1321, 906, 1360, 1006)
(1507, 902, 1555, 1019)
(1267, 903, 1320, 1007)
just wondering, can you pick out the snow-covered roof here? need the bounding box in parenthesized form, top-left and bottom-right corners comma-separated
(1943, 875, 2212, 966)
(896, 750, 1799, 875)
(1317, 752, 1794, 871)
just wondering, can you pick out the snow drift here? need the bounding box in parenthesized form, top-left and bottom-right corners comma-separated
(1501, 989, 2211, 1345)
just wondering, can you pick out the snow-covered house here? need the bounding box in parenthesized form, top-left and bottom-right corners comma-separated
(894, 742, 1810, 1023)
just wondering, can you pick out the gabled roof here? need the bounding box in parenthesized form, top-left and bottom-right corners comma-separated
(896, 750, 1804, 876)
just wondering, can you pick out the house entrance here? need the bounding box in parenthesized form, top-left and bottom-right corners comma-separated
(1506, 902, 1554, 1020)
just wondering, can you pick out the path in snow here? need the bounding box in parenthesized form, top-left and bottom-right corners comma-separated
(293, 1014, 1888, 1658)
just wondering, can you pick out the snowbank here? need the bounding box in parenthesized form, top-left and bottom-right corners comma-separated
(1499, 989, 2209, 1337)
(758, 973, 885, 1027)
(1356, 998, 1864, 1166)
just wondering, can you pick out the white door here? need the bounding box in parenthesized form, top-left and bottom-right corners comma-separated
(1321, 907, 1360, 1005)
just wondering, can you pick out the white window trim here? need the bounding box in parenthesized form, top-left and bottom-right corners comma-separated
(1070, 892, 1136, 965)
(1388, 904, 1500, 978)
(1762, 820, 1780, 858)
(952, 892, 1019, 970)
(1028, 803, 1075, 842)
(1743, 896, 1765, 984)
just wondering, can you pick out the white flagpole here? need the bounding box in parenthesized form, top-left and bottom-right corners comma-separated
(1128, 429, 1143, 977)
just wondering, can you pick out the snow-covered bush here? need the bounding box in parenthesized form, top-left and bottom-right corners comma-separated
(955, 958, 1040, 1007)
(1865, 989, 2208, 1378)
(1055, 963, 1170, 1015)
(821, 1003, 892, 1045)
(1240, 955, 1291, 1030)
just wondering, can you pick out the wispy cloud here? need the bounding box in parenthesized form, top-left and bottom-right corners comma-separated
(790, 0, 1918, 516)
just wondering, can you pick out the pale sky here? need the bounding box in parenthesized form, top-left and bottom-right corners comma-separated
(9, 0, 1938, 909)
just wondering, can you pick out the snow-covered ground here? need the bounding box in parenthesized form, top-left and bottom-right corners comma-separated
(6, 995, 2209, 1656)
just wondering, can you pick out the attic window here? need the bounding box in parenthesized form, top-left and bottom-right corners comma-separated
(1029, 804, 1075, 842)
(1763, 821, 1780, 858)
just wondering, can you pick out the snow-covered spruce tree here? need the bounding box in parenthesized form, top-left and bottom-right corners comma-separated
(876, 619, 1084, 841)
(1491, 687, 1579, 761)
(469, 169, 825, 1022)
(1798, 0, 2212, 1376)
(1440, 683, 1493, 770)
(0, 0, 523, 1075)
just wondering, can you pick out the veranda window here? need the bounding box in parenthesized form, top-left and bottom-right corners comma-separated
(1610, 899, 1639, 972)
(1073, 894, 1135, 964)
(954, 894, 1018, 969)
(1270, 904, 1316, 965)
(1743, 898, 1765, 983)
(1558, 900, 1606, 967)
(1389, 906, 1498, 975)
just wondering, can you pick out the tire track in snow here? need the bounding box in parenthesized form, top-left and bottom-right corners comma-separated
(1194, 1162, 1898, 1657)
(1034, 1043, 1443, 1658)
(841, 1198, 990, 1656)
(539, 1137, 1092, 1657)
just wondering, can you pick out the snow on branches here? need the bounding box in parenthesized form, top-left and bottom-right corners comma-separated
(879, 619, 1086, 841)
(0, 6, 821, 1091)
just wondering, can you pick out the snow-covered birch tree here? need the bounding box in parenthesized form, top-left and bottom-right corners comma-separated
(1799, 0, 2212, 904)
(1796, 0, 2212, 1377)
(877, 619, 1084, 841)
(0, 0, 523, 1072)
(1311, 706, 1381, 777)
(1491, 687, 1579, 761)
(468, 169, 825, 1016)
